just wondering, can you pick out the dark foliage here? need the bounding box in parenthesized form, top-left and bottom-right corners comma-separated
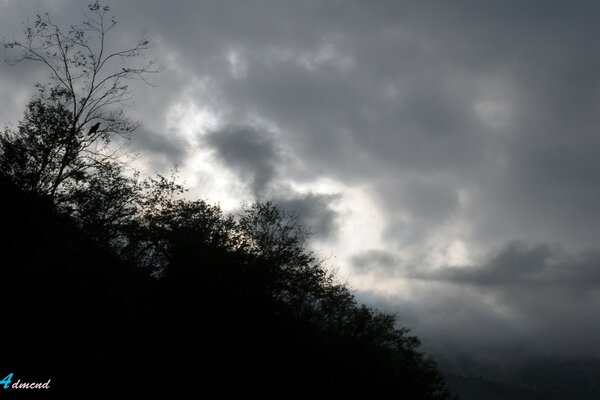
(0, 171, 453, 397)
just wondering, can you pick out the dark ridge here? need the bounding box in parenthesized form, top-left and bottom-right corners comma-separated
(0, 176, 453, 398)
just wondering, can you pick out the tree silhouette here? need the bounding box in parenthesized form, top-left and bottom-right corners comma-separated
(2, 0, 157, 202)
(0, 90, 76, 196)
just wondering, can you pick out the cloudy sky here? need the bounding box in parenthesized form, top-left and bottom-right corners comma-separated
(3, 0, 600, 372)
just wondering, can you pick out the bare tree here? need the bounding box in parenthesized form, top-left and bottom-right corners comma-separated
(2, 1, 158, 199)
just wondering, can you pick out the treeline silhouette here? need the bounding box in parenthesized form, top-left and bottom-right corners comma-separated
(0, 2, 454, 397)
(0, 101, 453, 399)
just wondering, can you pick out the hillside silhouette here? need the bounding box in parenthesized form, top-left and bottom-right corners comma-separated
(0, 2, 454, 397)
(0, 172, 453, 398)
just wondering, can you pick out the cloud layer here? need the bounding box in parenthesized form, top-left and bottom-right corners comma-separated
(352, 242, 600, 368)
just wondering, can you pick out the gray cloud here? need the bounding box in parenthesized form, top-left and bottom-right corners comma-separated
(351, 249, 399, 275)
(204, 125, 280, 196)
(430, 242, 600, 289)
(374, 177, 462, 246)
(161, 0, 600, 253)
(352, 241, 600, 366)
(127, 127, 188, 171)
(275, 192, 340, 240)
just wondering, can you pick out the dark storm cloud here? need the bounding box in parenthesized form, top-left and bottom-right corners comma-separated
(204, 125, 280, 196)
(432, 242, 600, 289)
(204, 124, 340, 238)
(275, 192, 340, 240)
(140, 0, 600, 251)
(354, 240, 600, 291)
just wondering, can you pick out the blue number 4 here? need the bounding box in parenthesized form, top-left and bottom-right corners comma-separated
(0, 373, 12, 389)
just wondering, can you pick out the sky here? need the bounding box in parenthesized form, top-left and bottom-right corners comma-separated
(2, 0, 600, 373)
